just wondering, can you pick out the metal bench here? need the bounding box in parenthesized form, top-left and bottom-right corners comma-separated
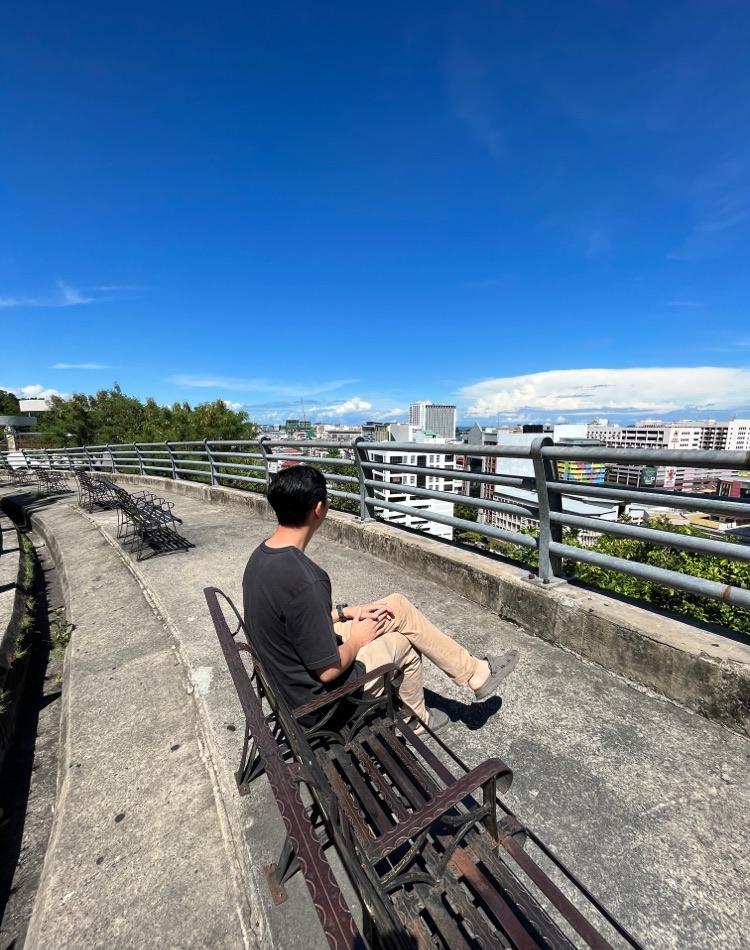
(74, 469, 116, 511)
(36, 468, 70, 496)
(204, 586, 642, 950)
(98, 477, 191, 561)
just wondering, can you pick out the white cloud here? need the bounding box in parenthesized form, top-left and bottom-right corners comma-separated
(222, 399, 245, 412)
(320, 397, 373, 417)
(459, 367, 750, 416)
(52, 362, 110, 369)
(0, 383, 67, 400)
(0, 280, 95, 309)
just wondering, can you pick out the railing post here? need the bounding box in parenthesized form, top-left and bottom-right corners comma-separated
(165, 441, 177, 479)
(106, 443, 116, 474)
(353, 436, 374, 521)
(134, 442, 145, 476)
(258, 436, 276, 489)
(205, 439, 217, 486)
(530, 437, 565, 585)
(84, 445, 94, 471)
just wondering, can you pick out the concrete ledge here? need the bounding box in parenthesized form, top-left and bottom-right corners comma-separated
(0, 507, 27, 774)
(2, 493, 251, 948)
(112, 473, 750, 736)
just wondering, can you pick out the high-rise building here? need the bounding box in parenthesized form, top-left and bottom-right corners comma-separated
(408, 401, 457, 440)
(369, 432, 461, 540)
(586, 419, 750, 490)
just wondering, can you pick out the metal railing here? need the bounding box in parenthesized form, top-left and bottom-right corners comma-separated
(6, 437, 750, 611)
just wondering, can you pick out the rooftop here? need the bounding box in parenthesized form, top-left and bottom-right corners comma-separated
(2, 478, 747, 948)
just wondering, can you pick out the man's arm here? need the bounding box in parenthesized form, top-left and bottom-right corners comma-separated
(315, 609, 387, 683)
(331, 601, 394, 625)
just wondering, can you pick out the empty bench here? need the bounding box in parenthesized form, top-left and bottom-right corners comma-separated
(74, 470, 191, 560)
(205, 586, 643, 950)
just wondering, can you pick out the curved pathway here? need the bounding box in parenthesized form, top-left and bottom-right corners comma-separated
(3, 483, 749, 949)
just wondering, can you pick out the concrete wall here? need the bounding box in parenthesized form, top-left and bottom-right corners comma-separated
(111, 473, 750, 736)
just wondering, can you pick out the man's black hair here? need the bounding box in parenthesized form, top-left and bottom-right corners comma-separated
(267, 464, 328, 527)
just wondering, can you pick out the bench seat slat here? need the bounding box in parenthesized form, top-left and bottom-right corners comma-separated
(320, 759, 373, 845)
(365, 733, 429, 811)
(375, 725, 440, 802)
(350, 742, 411, 823)
(449, 847, 541, 950)
(330, 747, 392, 837)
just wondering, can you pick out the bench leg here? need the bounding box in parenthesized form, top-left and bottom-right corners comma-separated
(236, 726, 265, 794)
(265, 833, 300, 905)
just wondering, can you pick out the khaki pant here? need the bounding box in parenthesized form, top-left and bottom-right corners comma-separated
(333, 593, 482, 721)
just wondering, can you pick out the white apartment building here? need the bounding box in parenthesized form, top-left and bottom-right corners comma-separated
(586, 419, 750, 490)
(408, 401, 457, 440)
(369, 433, 461, 540)
(485, 484, 622, 547)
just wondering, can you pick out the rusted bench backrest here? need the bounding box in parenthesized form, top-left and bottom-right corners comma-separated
(203, 586, 366, 950)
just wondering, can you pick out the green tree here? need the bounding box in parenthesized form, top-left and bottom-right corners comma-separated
(0, 389, 21, 414)
(37, 394, 95, 446)
(455, 502, 479, 523)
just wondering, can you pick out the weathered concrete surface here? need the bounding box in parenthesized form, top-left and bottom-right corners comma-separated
(0, 507, 21, 657)
(111, 473, 750, 737)
(0, 489, 249, 949)
(6, 480, 750, 949)
(0, 506, 26, 774)
(68, 481, 750, 950)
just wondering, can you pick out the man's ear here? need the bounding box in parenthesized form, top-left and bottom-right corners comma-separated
(313, 500, 327, 520)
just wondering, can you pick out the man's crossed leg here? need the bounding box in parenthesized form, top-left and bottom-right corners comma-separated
(334, 592, 518, 730)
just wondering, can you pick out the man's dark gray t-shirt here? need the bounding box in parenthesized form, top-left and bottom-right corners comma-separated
(242, 542, 363, 713)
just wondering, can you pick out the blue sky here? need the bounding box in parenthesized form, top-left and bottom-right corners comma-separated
(2, 1, 749, 424)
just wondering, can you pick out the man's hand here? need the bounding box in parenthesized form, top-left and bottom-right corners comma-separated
(350, 605, 389, 650)
(354, 600, 394, 624)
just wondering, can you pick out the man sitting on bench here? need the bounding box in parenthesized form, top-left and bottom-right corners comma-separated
(242, 465, 519, 733)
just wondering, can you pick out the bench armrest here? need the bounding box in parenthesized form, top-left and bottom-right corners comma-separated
(366, 756, 512, 862)
(292, 662, 400, 720)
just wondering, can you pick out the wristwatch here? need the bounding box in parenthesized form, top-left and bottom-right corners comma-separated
(335, 603, 349, 624)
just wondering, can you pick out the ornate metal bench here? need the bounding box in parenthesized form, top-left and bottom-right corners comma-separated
(204, 586, 642, 950)
(98, 477, 191, 561)
(74, 469, 116, 511)
(36, 468, 70, 496)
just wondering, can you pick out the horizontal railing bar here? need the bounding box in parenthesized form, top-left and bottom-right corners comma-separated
(547, 481, 750, 518)
(365, 460, 532, 489)
(205, 440, 261, 447)
(324, 473, 359, 486)
(141, 465, 174, 474)
(327, 488, 360, 501)
(367, 496, 538, 549)
(162, 440, 208, 447)
(543, 445, 750, 468)
(550, 541, 750, 609)
(209, 454, 263, 459)
(268, 454, 353, 466)
(259, 438, 349, 449)
(172, 466, 210, 475)
(551, 512, 750, 562)
(366, 440, 531, 458)
(212, 461, 265, 473)
(216, 459, 265, 472)
(214, 472, 266, 486)
(363, 478, 538, 518)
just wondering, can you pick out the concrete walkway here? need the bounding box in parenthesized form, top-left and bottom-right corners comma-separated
(5, 483, 750, 949)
